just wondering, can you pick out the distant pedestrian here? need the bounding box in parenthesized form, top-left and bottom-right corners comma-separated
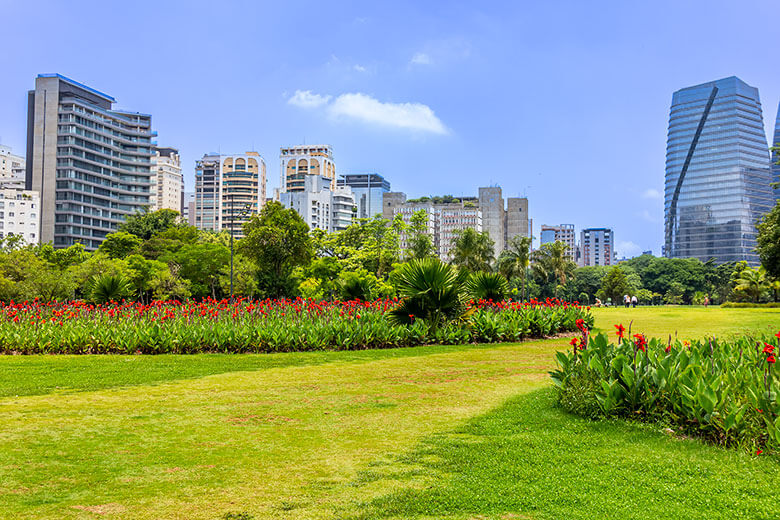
(624, 294, 630, 308)
(703, 295, 710, 307)
(631, 295, 638, 308)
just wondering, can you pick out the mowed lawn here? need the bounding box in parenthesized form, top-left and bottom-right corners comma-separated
(0, 307, 779, 519)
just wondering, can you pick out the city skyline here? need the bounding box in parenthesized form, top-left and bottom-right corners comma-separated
(2, 1, 779, 257)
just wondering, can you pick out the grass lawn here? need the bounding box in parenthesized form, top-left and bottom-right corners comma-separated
(1, 306, 779, 519)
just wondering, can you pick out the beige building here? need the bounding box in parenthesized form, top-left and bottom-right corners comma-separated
(194, 152, 266, 238)
(150, 147, 183, 212)
(279, 145, 336, 194)
(540, 224, 577, 260)
(0, 188, 40, 244)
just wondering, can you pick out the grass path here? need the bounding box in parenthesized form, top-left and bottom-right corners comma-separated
(0, 339, 561, 519)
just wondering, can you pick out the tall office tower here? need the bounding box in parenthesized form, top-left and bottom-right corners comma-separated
(150, 147, 183, 212)
(580, 228, 614, 267)
(194, 152, 267, 237)
(772, 101, 780, 198)
(478, 187, 505, 255)
(279, 145, 335, 194)
(221, 152, 266, 239)
(540, 224, 576, 260)
(25, 74, 155, 250)
(194, 153, 221, 231)
(438, 203, 482, 262)
(664, 77, 774, 265)
(279, 174, 355, 232)
(337, 173, 390, 219)
(505, 197, 530, 245)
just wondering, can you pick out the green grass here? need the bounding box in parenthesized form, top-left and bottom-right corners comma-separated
(353, 389, 780, 520)
(0, 306, 779, 519)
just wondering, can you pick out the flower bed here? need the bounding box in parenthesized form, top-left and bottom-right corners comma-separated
(0, 297, 591, 354)
(551, 323, 780, 453)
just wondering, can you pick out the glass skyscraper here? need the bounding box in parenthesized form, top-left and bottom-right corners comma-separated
(664, 76, 774, 265)
(772, 101, 780, 197)
(337, 173, 390, 219)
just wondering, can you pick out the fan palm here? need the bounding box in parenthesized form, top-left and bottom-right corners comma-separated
(86, 274, 135, 303)
(465, 271, 509, 302)
(497, 235, 532, 300)
(388, 258, 464, 330)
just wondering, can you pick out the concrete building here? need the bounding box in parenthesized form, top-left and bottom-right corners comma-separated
(580, 228, 615, 267)
(384, 187, 528, 261)
(0, 188, 40, 244)
(26, 74, 155, 250)
(194, 152, 267, 237)
(337, 173, 390, 219)
(150, 147, 183, 212)
(279, 174, 355, 232)
(540, 224, 576, 260)
(279, 145, 336, 194)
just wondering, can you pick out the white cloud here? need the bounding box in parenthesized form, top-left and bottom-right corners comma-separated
(287, 90, 331, 108)
(410, 52, 432, 65)
(617, 240, 643, 259)
(327, 93, 448, 134)
(353, 64, 367, 73)
(641, 188, 663, 200)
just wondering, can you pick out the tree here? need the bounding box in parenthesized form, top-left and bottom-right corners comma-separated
(532, 241, 577, 288)
(465, 272, 509, 302)
(85, 274, 135, 303)
(450, 228, 495, 272)
(218, 256, 258, 298)
(597, 265, 635, 304)
(496, 236, 532, 300)
(568, 266, 609, 303)
(734, 265, 767, 303)
(756, 201, 780, 279)
(168, 243, 230, 299)
(406, 209, 435, 260)
(388, 258, 464, 330)
(119, 209, 183, 240)
(239, 202, 312, 297)
(98, 232, 142, 259)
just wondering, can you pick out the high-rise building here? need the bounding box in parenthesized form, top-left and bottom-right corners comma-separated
(664, 76, 774, 265)
(279, 145, 335, 194)
(580, 228, 614, 267)
(150, 147, 183, 212)
(772, 101, 780, 198)
(540, 224, 576, 260)
(478, 187, 505, 254)
(438, 203, 482, 262)
(0, 144, 25, 182)
(0, 188, 40, 244)
(505, 196, 530, 246)
(337, 173, 390, 219)
(279, 174, 355, 232)
(26, 74, 156, 250)
(182, 191, 195, 226)
(194, 152, 267, 237)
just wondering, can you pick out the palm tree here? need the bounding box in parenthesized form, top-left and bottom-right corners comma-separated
(769, 279, 780, 303)
(532, 241, 577, 288)
(735, 266, 767, 303)
(497, 236, 532, 300)
(388, 258, 464, 331)
(86, 274, 135, 303)
(450, 228, 495, 273)
(465, 271, 509, 302)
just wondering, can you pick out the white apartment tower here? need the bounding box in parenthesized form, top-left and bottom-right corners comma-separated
(0, 188, 40, 244)
(580, 228, 615, 267)
(279, 145, 336, 194)
(150, 147, 183, 212)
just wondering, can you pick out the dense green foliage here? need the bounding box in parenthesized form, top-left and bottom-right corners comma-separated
(552, 328, 780, 453)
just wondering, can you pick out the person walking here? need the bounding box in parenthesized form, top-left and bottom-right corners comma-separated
(631, 295, 638, 308)
(623, 294, 630, 308)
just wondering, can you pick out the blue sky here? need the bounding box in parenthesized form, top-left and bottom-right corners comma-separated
(2, 0, 779, 257)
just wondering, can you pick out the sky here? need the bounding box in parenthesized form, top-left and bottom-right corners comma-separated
(2, 0, 779, 258)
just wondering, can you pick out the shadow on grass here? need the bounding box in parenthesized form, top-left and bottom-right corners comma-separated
(351, 388, 780, 520)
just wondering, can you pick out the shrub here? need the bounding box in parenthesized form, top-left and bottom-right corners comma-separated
(720, 302, 780, 308)
(85, 274, 135, 303)
(551, 326, 780, 453)
(464, 272, 509, 302)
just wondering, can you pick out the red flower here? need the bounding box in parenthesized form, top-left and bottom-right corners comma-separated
(614, 324, 625, 340)
(763, 343, 775, 355)
(756, 449, 763, 455)
(570, 337, 579, 346)
(664, 344, 671, 354)
(768, 355, 776, 364)
(575, 318, 587, 332)
(633, 334, 647, 352)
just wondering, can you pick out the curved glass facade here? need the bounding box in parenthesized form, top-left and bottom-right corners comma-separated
(664, 76, 774, 265)
(772, 101, 780, 197)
